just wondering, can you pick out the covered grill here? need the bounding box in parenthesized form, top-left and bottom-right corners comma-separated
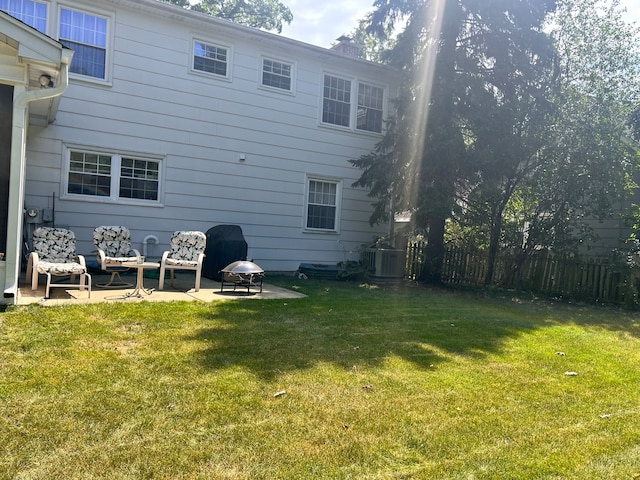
(220, 260, 264, 294)
(203, 225, 248, 281)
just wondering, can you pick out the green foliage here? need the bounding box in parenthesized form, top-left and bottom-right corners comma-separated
(347, 17, 396, 64)
(336, 260, 371, 280)
(351, 0, 557, 282)
(517, 0, 640, 253)
(453, 0, 640, 260)
(159, 0, 293, 32)
(352, 0, 640, 284)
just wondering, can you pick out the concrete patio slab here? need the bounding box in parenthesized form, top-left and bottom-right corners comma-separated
(16, 271, 305, 306)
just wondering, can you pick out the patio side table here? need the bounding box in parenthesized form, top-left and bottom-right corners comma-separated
(120, 261, 160, 298)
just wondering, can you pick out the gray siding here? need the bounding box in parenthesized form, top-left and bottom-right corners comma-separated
(24, 0, 400, 271)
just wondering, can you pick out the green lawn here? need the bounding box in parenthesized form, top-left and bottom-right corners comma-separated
(1, 278, 639, 479)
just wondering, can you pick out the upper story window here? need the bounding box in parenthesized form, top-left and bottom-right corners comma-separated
(357, 83, 384, 133)
(323, 74, 351, 128)
(59, 7, 108, 80)
(193, 40, 228, 77)
(306, 178, 341, 232)
(65, 148, 161, 204)
(0, 0, 47, 32)
(262, 57, 292, 91)
(322, 74, 385, 134)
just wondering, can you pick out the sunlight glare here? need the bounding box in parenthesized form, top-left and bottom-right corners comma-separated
(405, 0, 447, 210)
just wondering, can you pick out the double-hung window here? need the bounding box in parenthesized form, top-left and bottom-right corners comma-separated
(322, 74, 351, 128)
(59, 7, 108, 80)
(322, 74, 385, 133)
(357, 83, 384, 133)
(66, 149, 161, 204)
(193, 40, 228, 77)
(262, 57, 292, 92)
(306, 178, 340, 232)
(0, 0, 47, 32)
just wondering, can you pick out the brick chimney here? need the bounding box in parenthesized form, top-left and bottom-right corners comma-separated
(330, 35, 365, 59)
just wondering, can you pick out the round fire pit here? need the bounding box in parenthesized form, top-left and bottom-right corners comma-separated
(219, 260, 264, 293)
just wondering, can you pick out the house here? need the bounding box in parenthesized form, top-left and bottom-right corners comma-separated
(0, 0, 401, 304)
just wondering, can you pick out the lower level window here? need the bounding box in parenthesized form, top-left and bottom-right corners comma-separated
(66, 149, 160, 203)
(306, 178, 340, 231)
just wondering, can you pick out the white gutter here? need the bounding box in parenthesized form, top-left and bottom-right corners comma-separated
(3, 58, 71, 302)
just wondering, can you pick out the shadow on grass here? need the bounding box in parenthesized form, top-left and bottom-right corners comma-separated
(188, 280, 549, 379)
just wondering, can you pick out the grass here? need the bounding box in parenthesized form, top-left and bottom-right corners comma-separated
(1, 277, 640, 479)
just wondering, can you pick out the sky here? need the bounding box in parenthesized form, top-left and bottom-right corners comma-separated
(279, 0, 640, 48)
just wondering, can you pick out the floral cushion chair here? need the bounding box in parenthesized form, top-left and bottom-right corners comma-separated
(158, 231, 206, 291)
(25, 227, 91, 299)
(93, 225, 140, 287)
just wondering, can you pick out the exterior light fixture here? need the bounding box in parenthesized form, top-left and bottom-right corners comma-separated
(39, 74, 53, 88)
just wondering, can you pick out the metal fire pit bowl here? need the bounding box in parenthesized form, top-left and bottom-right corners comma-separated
(219, 260, 264, 294)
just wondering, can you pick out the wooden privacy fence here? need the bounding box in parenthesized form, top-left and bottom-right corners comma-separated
(404, 240, 639, 306)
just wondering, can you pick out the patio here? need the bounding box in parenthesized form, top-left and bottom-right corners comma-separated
(16, 270, 305, 306)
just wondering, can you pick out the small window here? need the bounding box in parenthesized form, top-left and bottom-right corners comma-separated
(193, 41, 228, 77)
(59, 7, 108, 79)
(0, 0, 47, 32)
(306, 179, 339, 231)
(68, 151, 112, 197)
(66, 149, 161, 204)
(322, 74, 351, 127)
(357, 83, 384, 133)
(262, 58, 292, 91)
(119, 157, 159, 201)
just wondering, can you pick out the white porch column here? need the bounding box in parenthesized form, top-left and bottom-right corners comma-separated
(3, 62, 70, 303)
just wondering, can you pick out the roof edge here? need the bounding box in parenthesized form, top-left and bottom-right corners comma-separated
(101, 0, 398, 72)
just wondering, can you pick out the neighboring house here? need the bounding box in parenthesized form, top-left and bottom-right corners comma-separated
(0, 0, 401, 304)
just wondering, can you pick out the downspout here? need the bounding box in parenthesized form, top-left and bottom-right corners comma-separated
(4, 57, 71, 301)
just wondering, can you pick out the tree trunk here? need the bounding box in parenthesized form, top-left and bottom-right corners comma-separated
(484, 214, 503, 286)
(419, 216, 446, 284)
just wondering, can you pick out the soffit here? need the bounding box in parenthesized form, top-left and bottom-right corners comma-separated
(0, 11, 71, 125)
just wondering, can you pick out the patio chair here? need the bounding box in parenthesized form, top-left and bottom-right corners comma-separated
(25, 227, 91, 299)
(92, 225, 141, 288)
(158, 231, 206, 291)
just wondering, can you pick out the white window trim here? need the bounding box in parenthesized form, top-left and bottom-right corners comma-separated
(258, 55, 296, 95)
(190, 37, 233, 82)
(61, 144, 164, 206)
(319, 72, 387, 135)
(56, 3, 114, 85)
(303, 175, 342, 234)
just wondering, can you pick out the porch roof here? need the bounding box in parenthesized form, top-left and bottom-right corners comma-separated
(0, 10, 73, 125)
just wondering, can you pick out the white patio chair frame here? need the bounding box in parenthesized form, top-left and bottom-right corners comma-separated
(158, 231, 206, 292)
(25, 227, 91, 299)
(93, 225, 140, 288)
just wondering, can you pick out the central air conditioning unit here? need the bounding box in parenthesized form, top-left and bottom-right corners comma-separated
(368, 249, 405, 279)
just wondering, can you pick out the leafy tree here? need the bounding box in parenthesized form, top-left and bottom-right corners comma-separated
(444, 0, 640, 286)
(160, 0, 293, 33)
(351, 0, 557, 282)
(511, 0, 640, 261)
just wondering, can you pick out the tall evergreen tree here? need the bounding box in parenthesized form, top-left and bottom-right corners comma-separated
(351, 0, 557, 282)
(459, 0, 640, 285)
